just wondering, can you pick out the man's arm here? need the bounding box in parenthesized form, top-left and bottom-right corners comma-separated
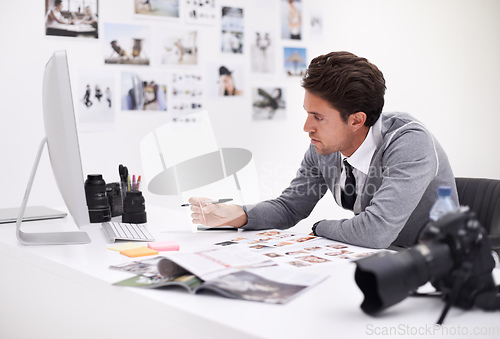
(315, 126, 438, 249)
(242, 147, 329, 230)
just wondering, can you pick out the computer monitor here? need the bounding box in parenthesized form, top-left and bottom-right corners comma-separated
(16, 50, 91, 245)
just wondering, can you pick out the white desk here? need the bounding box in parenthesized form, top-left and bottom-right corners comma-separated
(0, 206, 499, 339)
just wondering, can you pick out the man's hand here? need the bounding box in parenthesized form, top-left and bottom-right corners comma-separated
(188, 197, 248, 228)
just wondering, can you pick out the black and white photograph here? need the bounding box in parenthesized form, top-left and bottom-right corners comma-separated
(183, 0, 217, 25)
(170, 71, 204, 114)
(250, 29, 275, 74)
(77, 69, 114, 126)
(308, 6, 324, 41)
(252, 87, 286, 121)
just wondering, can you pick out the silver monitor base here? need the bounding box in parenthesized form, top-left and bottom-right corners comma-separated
(16, 137, 90, 245)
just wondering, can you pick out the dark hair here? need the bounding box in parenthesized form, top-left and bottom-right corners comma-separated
(302, 51, 386, 126)
(54, 0, 62, 6)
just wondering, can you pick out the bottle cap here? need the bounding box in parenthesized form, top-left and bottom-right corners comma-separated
(437, 186, 452, 197)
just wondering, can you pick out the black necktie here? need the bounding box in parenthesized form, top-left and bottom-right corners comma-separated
(341, 159, 357, 210)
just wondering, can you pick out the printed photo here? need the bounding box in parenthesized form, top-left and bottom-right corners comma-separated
(121, 71, 167, 111)
(287, 260, 311, 267)
(104, 23, 151, 65)
(158, 29, 198, 66)
(208, 63, 244, 97)
(309, 6, 324, 41)
(45, 0, 98, 38)
(283, 47, 306, 76)
(170, 71, 204, 115)
(221, 7, 244, 54)
(257, 231, 281, 237)
(281, 0, 302, 40)
(251, 87, 286, 121)
(135, 0, 179, 18)
(183, 0, 217, 25)
(299, 255, 331, 264)
(250, 29, 275, 74)
(77, 70, 114, 125)
(216, 241, 238, 246)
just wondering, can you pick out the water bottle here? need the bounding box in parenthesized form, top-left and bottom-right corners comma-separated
(429, 186, 456, 222)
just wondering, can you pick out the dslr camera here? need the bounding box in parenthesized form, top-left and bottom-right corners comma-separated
(354, 207, 500, 324)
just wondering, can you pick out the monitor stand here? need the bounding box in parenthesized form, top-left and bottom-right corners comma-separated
(16, 137, 91, 245)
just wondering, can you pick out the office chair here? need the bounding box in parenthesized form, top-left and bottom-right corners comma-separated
(455, 177, 500, 253)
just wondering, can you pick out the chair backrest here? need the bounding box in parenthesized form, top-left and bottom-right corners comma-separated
(455, 177, 500, 239)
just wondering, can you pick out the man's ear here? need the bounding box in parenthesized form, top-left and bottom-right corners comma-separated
(349, 112, 367, 131)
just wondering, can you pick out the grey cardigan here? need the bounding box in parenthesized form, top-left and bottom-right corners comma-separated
(242, 112, 458, 249)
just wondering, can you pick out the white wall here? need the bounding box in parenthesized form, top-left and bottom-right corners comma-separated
(1, 0, 499, 231)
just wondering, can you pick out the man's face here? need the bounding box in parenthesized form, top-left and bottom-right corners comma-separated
(303, 91, 356, 156)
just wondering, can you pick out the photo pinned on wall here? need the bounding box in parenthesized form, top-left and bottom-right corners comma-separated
(104, 23, 151, 65)
(157, 29, 198, 66)
(77, 70, 114, 129)
(308, 7, 324, 41)
(281, 0, 302, 40)
(170, 71, 204, 115)
(208, 63, 244, 97)
(221, 7, 244, 54)
(121, 71, 167, 111)
(183, 0, 217, 25)
(134, 0, 180, 18)
(252, 87, 286, 121)
(250, 29, 275, 74)
(283, 47, 307, 77)
(45, 0, 98, 38)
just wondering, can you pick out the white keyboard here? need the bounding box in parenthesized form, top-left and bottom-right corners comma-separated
(101, 221, 154, 243)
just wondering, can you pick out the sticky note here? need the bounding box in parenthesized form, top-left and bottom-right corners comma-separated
(147, 240, 180, 252)
(120, 247, 159, 258)
(108, 242, 145, 252)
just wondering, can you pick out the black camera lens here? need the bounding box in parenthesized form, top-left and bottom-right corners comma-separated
(354, 242, 453, 314)
(84, 174, 111, 223)
(122, 190, 147, 224)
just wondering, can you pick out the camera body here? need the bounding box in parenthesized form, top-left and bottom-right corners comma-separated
(418, 207, 496, 309)
(355, 207, 497, 318)
(106, 182, 123, 217)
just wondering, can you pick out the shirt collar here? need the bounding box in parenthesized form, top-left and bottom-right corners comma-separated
(342, 117, 382, 175)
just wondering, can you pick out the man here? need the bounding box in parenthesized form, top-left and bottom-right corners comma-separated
(189, 51, 458, 249)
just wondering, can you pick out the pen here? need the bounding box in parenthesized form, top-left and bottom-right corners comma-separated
(137, 175, 141, 191)
(181, 198, 233, 207)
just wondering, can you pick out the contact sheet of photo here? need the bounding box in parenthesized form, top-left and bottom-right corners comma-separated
(214, 230, 379, 268)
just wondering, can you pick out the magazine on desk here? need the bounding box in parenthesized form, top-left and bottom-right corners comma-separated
(111, 246, 328, 304)
(110, 229, 378, 304)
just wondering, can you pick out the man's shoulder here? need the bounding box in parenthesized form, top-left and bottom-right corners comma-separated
(380, 112, 429, 136)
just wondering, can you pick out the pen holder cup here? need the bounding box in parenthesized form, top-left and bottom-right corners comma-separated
(122, 190, 147, 224)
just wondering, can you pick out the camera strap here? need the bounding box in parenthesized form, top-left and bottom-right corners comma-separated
(436, 263, 472, 325)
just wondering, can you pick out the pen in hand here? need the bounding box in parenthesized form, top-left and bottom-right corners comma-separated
(181, 198, 233, 207)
